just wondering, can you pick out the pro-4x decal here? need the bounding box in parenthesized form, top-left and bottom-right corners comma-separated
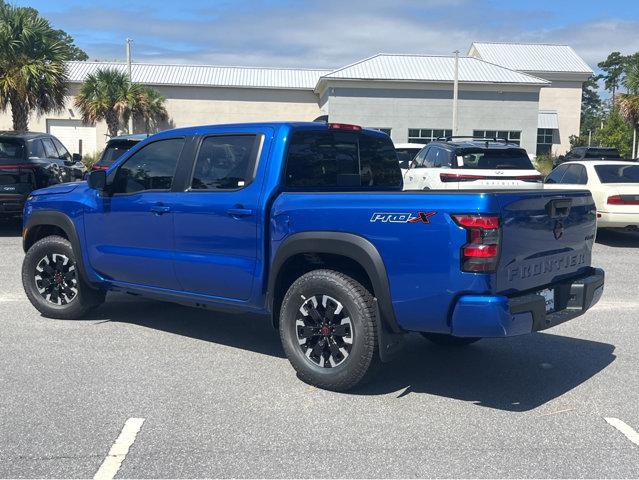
(370, 211, 436, 224)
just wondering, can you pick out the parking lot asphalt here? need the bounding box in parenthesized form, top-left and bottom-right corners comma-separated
(1, 220, 638, 478)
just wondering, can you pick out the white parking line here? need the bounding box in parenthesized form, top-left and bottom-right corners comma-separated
(605, 417, 639, 448)
(94, 417, 145, 480)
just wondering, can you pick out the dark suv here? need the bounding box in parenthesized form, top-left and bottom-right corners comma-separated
(554, 147, 623, 167)
(0, 132, 82, 219)
(92, 134, 150, 171)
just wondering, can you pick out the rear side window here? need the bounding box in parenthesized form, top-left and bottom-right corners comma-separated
(0, 139, 25, 162)
(285, 131, 401, 189)
(595, 165, 639, 183)
(561, 165, 586, 184)
(545, 165, 568, 184)
(458, 149, 534, 170)
(27, 139, 45, 159)
(191, 135, 259, 190)
(112, 138, 185, 194)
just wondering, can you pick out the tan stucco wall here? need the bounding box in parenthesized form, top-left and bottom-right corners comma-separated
(0, 84, 321, 153)
(538, 81, 583, 155)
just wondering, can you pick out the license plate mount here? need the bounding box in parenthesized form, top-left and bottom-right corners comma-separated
(539, 288, 555, 313)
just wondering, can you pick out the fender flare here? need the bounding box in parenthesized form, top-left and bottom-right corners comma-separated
(23, 210, 95, 289)
(268, 231, 402, 334)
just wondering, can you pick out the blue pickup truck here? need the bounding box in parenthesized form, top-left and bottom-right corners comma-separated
(21, 122, 604, 391)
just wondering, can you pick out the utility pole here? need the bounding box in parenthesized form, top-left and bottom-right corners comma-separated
(588, 129, 592, 147)
(452, 50, 459, 136)
(126, 38, 133, 134)
(633, 128, 637, 159)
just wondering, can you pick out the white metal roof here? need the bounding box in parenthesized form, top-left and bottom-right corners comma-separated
(320, 54, 549, 85)
(470, 43, 592, 74)
(66, 61, 331, 90)
(538, 111, 559, 129)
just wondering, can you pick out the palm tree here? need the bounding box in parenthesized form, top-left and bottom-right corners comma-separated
(74, 68, 130, 137)
(125, 84, 168, 133)
(75, 68, 169, 137)
(616, 55, 639, 158)
(0, 4, 69, 132)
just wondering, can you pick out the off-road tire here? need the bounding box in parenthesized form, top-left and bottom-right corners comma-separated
(279, 269, 379, 391)
(22, 235, 105, 319)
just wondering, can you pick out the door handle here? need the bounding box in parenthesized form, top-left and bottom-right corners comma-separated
(227, 207, 254, 218)
(150, 205, 171, 215)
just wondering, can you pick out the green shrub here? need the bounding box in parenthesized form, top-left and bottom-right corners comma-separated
(534, 154, 554, 176)
(81, 150, 103, 169)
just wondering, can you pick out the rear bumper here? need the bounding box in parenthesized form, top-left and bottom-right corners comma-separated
(450, 268, 605, 337)
(0, 195, 26, 216)
(597, 211, 639, 228)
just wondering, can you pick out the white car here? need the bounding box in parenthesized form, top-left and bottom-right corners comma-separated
(402, 140, 543, 190)
(394, 143, 425, 176)
(544, 160, 639, 229)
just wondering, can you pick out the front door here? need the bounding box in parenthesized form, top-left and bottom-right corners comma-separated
(83, 137, 186, 290)
(171, 129, 272, 301)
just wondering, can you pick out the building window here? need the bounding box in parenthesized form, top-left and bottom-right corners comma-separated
(473, 130, 521, 146)
(408, 129, 452, 144)
(536, 128, 554, 155)
(368, 127, 391, 136)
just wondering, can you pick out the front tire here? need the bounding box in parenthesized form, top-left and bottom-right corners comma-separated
(279, 269, 379, 391)
(22, 235, 105, 319)
(421, 332, 481, 346)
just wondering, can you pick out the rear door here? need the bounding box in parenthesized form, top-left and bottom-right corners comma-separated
(494, 190, 596, 294)
(171, 127, 273, 301)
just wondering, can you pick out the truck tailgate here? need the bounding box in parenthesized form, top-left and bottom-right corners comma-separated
(494, 190, 596, 295)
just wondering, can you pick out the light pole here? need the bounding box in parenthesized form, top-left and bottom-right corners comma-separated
(452, 50, 459, 136)
(126, 38, 133, 134)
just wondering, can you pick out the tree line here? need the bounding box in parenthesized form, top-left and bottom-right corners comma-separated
(0, 2, 167, 136)
(577, 52, 639, 158)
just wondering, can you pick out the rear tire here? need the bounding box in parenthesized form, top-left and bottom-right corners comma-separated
(22, 235, 105, 319)
(279, 269, 379, 391)
(421, 332, 481, 346)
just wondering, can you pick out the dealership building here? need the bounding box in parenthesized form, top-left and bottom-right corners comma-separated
(0, 42, 592, 157)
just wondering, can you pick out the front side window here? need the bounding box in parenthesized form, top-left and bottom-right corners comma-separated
(41, 138, 59, 159)
(112, 138, 185, 194)
(191, 135, 259, 190)
(51, 138, 71, 160)
(408, 128, 452, 144)
(473, 130, 521, 146)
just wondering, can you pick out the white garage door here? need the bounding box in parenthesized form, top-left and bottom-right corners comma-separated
(47, 119, 97, 156)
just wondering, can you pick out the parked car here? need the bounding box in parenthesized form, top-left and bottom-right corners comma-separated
(21, 122, 603, 391)
(0, 132, 81, 220)
(92, 134, 150, 171)
(553, 147, 623, 168)
(394, 142, 424, 175)
(403, 138, 543, 190)
(544, 160, 639, 229)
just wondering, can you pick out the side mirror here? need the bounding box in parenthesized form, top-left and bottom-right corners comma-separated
(87, 170, 107, 190)
(72, 153, 82, 162)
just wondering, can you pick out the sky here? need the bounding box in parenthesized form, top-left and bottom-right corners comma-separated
(13, 0, 639, 70)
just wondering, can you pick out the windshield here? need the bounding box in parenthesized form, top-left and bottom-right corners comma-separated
(457, 148, 534, 170)
(595, 164, 639, 183)
(98, 140, 139, 166)
(0, 139, 25, 164)
(395, 148, 422, 169)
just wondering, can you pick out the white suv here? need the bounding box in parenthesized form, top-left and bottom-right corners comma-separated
(403, 139, 543, 190)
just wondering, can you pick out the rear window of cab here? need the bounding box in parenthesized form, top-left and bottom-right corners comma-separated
(284, 130, 402, 189)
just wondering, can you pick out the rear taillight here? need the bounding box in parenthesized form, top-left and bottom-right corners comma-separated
(516, 175, 543, 182)
(440, 173, 483, 182)
(328, 123, 362, 131)
(607, 195, 639, 205)
(453, 214, 500, 272)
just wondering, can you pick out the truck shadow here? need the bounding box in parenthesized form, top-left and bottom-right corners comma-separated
(86, 294, 615, 412)
(355, 333, 615, 411)
(596, 228, 639, 248)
